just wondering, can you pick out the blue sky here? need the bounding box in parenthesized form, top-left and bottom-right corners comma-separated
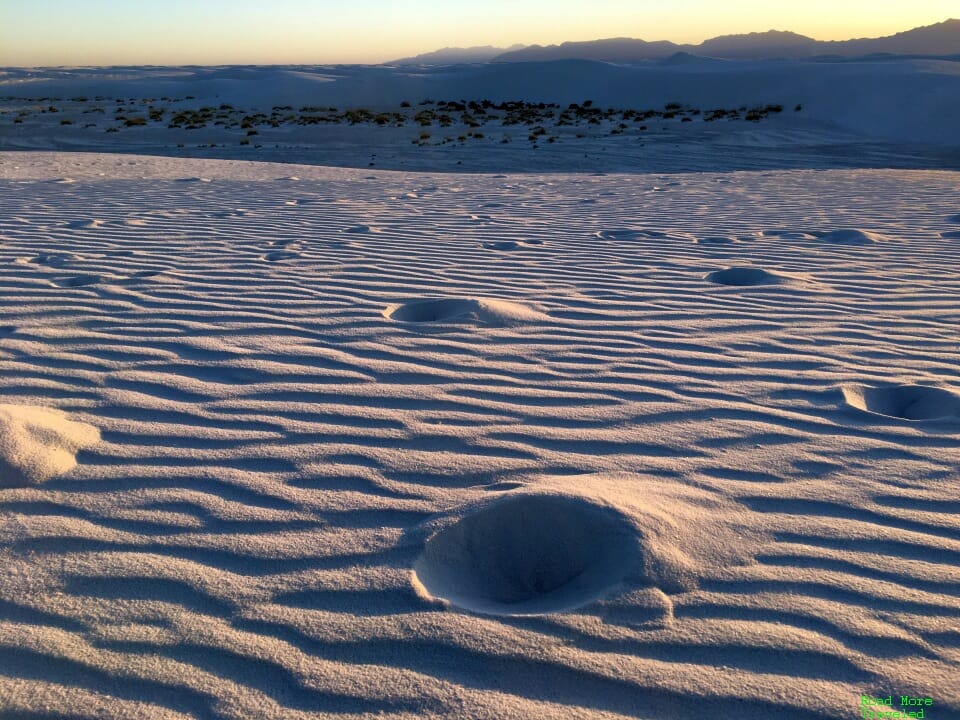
(1, 0, 956, 66)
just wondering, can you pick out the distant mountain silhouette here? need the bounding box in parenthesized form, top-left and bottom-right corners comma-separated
(390, 44, 526, 65)
(697, 30, 817, 59)
(487, 19, 960, 63)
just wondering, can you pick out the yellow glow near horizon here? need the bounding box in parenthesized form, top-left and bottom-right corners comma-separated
(0, 1, 956, 66)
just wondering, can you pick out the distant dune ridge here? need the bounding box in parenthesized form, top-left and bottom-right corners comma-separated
(3, 54, 960, 149)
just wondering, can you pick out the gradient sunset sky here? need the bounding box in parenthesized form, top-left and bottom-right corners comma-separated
(1, 0, 956, 66)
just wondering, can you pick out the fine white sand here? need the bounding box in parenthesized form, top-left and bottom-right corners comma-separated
(0, 151, 958, 718)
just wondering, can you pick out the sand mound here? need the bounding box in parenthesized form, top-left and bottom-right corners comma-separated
(705, 267, 784, 286)
(413, 494, 638, 615)
(842, 384, 960, 421)
(816, 228, 882, 245)
(0, 404, 100, 487)
(384, 298, 543, 326)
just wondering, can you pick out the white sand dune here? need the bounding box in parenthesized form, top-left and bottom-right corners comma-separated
(2, 62, 960, 173)
(0, 152, 958, 718)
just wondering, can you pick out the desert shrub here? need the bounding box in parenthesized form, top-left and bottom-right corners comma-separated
(123, 117, 147, 127)
(60, 119, 72, 125)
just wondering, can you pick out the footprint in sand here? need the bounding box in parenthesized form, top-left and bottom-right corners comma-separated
(146, 209, 191, 218)
(483, 241, 522, 251)
(757, 230, 818, 240)
(814, 229, 883, 245)
(841, 384, 960, 422)
(30, 253, 81, 267)
(695, 236, 737, 245)
(262, 251, 299, 262)
(706, 267, 786, 287)
(412, 494, 638, 616)
(596, 229, 691, 241)
(343, 224, 379, 234)
(117, 270, 164, 285)
(52, 274, 106, 288)
(268, 239, 300, 248)
(64, 219, 105, 230)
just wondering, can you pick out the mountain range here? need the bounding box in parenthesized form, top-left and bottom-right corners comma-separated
(389, 44, 527, 65)
(390, 19, 960, 64)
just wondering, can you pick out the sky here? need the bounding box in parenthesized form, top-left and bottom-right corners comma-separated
(0, 0, 956, 66)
